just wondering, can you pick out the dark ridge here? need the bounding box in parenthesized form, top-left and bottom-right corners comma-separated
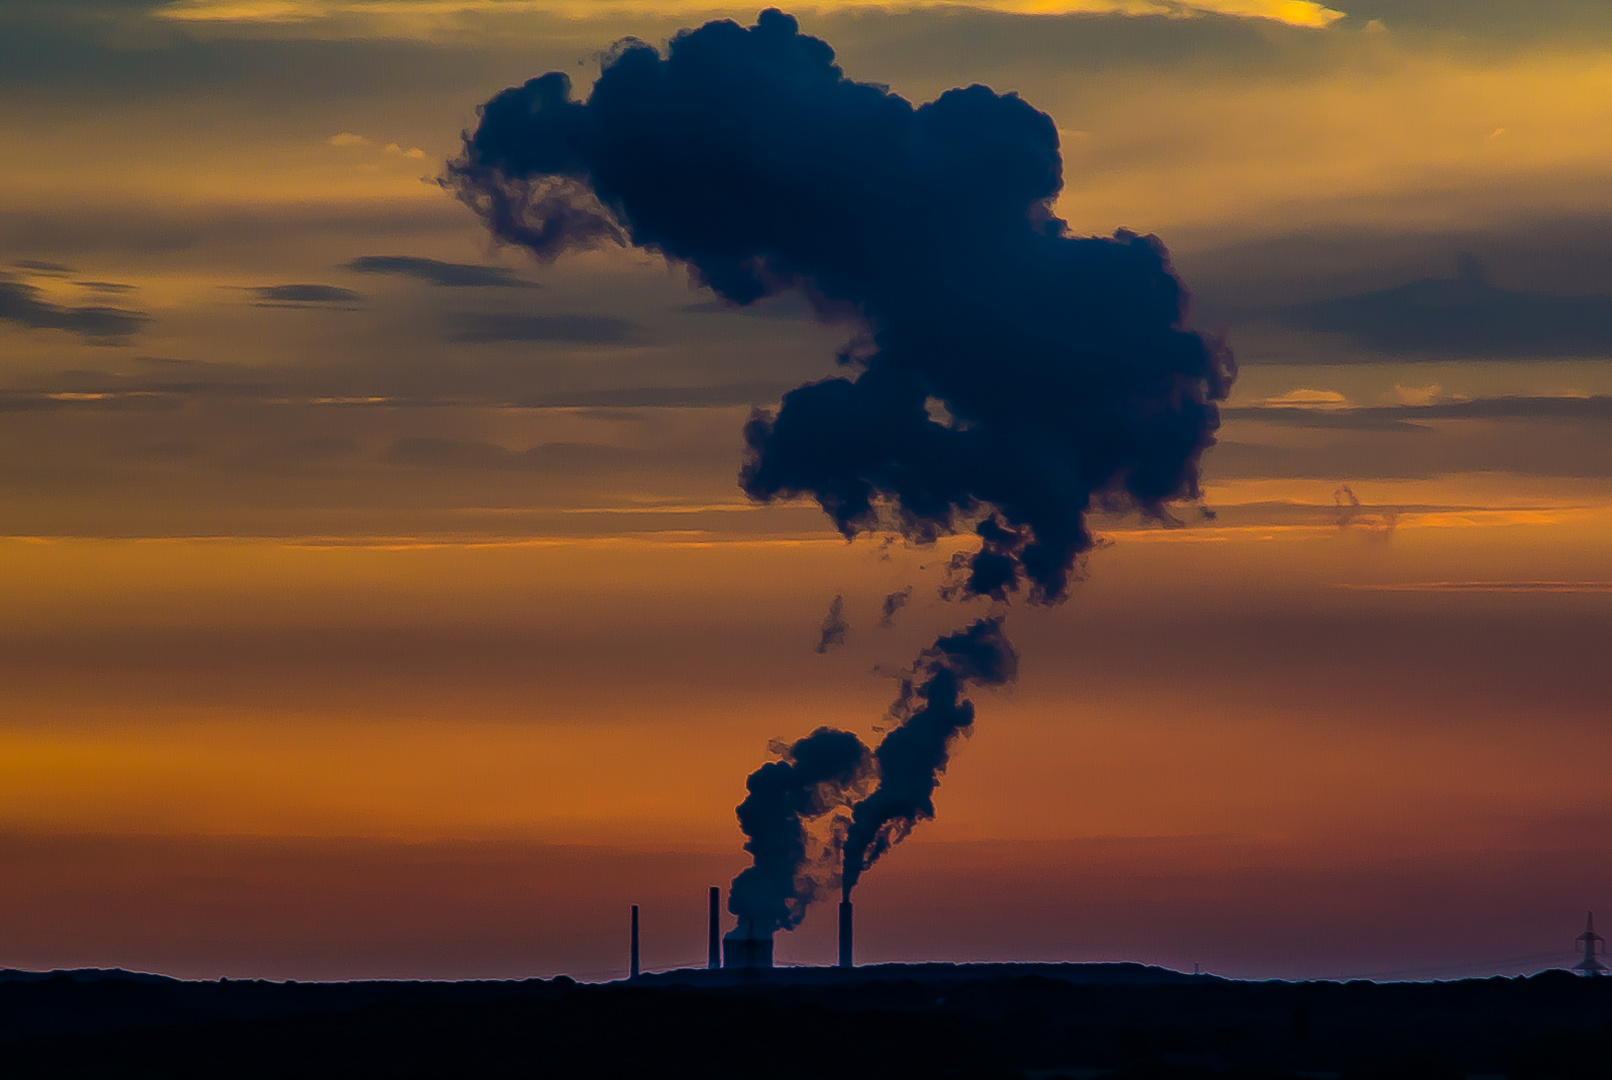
(632, 960, 1209, 987)
(0, 963, 1606, 1078)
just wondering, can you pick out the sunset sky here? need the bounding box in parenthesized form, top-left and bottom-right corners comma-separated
(2, 0, 1611, 983)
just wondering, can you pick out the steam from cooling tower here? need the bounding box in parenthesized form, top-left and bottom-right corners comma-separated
(722, 622, 1014, 936)
(728, 727, 871, 936)
(448, 9, 1233, 603)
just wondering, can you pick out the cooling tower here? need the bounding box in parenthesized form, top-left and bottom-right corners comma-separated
(722, 915, 774, 969)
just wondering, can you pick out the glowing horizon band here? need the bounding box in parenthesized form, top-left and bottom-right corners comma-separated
(155, 0, 1346, 30)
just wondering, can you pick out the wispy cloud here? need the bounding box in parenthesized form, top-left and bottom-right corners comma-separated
(384, 436, 652, 470)
(0, 279, 149, 343)
(1250, 388, 1352, 410)
(1380, 383, 1465, 408)
(1269, 256, 1612, 360)
(517, 382, 790, 409)
(1225, 394, 1612, 430)
(1336, 581, 1612, 594)
(445, 312, 642, 344)
(10, 260, 74, 276)
(682, 293, 815, 321)
(249, 284, 365, 308)
(346, 255, 536, 289)
(153, 0, 1346, 31)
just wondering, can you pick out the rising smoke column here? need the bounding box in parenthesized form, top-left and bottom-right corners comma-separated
(842, 616, 1017, 896)
(450, 9, 1234, 929)
(449, 9, 1234, 603)
(729, 727, 871, 934)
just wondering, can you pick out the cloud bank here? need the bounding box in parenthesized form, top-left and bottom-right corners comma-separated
(0, 278, 148, 342)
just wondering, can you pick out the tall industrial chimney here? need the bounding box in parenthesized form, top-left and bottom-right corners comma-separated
(838, 900, 853, 968)
(708, 887, 721, 970)
(630, 904, 640, 979)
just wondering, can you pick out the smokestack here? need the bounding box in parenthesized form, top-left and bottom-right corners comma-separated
(630, 904, 640, 979)
(708, 886, 721, 970)
(838, 900, 853, 968)
(722, 914, 774, 970)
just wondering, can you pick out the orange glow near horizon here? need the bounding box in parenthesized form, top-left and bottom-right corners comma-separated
(1, 487, 1606, 853)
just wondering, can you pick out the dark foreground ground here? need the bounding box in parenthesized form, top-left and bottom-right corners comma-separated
(1, 963, 1608, 1079)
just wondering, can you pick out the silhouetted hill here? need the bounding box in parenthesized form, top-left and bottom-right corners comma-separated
(0, 964, 1607, 1078)
(636, 961, 1211, 988)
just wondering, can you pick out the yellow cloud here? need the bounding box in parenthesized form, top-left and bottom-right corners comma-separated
(1252, 388, 1351, 409)
(155, 0, 1346, 30)
(1380, 383, 1471, 407)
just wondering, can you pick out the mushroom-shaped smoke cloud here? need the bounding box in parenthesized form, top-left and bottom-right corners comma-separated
(448, 8, 1234, 603)
(451, 7, 1235, 940)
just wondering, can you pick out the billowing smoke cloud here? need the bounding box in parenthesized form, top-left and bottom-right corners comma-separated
(815, 594, 848, 653)
(448, 9, 1233, 603)
(729, 621, 1015, 931)
(842, 616, 1017, 896)
(451, 9, 1233, 940)
(878, 586, 914, 628)
(728, 727, 871, 935)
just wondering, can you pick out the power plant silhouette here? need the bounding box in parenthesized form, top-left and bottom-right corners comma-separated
(623, 887, 846, 975)
(712, 885, 841, 970)
(625, 897, 1612, 979)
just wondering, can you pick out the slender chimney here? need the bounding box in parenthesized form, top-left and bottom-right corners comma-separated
(839, 900, 853, 968)
(708, 887, 721, 970)
(630, 904, 640, 979)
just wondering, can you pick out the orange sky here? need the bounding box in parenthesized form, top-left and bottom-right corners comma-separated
(1, 0, 1610, 981)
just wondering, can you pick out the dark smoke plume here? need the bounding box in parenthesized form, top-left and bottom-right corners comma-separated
(878, 586, 914, 628)
(842, 616, 1017, 896)
(449, 9, 1234, 603)
(729, 727, 871, 934)
(815, 594, 848, 653)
